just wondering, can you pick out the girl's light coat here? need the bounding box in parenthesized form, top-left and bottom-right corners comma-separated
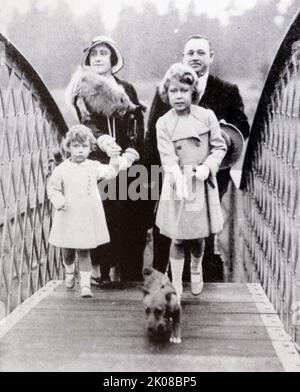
(47, 159, 117, 249)
(155, 105, 227, 240)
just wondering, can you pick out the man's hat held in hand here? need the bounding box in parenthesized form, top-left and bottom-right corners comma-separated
(219, 121, 245, 170)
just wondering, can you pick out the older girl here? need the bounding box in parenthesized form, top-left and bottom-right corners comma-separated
(48, 125, 120, 297)
(155, 63, 227, 298)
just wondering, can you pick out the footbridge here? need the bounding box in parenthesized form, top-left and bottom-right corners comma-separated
(0, 12, 300, 372)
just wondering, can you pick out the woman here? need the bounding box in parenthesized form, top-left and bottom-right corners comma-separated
(66, 36, 146, 283)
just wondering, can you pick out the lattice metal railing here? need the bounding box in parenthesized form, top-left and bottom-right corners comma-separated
(241, 11, 300, 347)
(0, 33, 68, 316)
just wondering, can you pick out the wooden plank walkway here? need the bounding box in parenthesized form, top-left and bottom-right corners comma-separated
(0, 281, 300, 372)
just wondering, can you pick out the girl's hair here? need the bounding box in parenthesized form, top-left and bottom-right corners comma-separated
(63, 125, 97, 152)
(158, 63, 200, 105)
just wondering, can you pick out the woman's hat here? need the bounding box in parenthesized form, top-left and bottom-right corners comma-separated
(219, 121, 245, 170)
(81, 36, 124, 74)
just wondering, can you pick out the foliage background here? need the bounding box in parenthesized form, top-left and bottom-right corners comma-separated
(2, 0, 299, 125)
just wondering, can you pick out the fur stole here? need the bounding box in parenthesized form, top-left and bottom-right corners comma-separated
(66, 67, 138, 117)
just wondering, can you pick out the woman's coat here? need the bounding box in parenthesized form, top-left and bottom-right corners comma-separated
(70, 73, 146, 280)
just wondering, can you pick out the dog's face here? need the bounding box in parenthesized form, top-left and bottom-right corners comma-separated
(143, 290, 174, 339)
(114, 92, 137, 116)
(79, 70, 137, 117)
(142, 267, 181, 342)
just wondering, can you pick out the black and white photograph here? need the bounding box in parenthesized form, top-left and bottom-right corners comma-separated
(0, 0, 300, 374)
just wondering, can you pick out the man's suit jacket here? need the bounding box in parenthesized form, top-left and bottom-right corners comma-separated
(144, 74, 250, 169)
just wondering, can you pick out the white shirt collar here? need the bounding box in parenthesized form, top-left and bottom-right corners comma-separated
(197, 72, 209, 101)
(66, 158, 89, 168)
(199, 71, 209, 83)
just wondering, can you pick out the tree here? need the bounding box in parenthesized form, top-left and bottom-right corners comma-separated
(7, 0, 95, 88)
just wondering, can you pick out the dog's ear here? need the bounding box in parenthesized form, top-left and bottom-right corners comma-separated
(138, 285, 151, 295)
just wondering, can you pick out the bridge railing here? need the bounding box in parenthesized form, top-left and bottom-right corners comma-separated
(0, 33, 68, 317)
(241, 11, 300, 348)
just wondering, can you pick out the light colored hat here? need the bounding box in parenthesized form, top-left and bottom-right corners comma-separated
(81, 36, 124, 74)
(219, 121, 245, 170)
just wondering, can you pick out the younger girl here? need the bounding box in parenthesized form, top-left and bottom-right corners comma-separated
(47, 125, 121, 298)
(155, 63, 227, 299)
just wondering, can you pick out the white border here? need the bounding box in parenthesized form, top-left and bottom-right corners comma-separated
(247, 283, 300, 372)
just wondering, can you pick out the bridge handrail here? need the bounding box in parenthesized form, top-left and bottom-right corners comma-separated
(0, 33, 68, 317)
(240, 10, 300, 349)
(242, 11, 300, 181)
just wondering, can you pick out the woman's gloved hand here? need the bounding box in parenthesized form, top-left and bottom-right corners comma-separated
(97, 135, 122, 157)
(194, 164, 210, 181)
(116, 156, 131, 171)
(121, 148, 140, 167)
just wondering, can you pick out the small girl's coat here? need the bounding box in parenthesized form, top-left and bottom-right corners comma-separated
(47, 159, 117, 249)
(156, 105, 227, 240)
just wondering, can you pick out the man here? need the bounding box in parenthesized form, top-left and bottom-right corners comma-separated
(144, 34, 250, 280)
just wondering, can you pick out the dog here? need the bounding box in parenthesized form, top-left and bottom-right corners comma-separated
(142, 267, 181, 344)
(66, 67, 145, 120)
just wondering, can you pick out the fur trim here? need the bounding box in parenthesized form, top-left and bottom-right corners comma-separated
(66, 67, 137, 117)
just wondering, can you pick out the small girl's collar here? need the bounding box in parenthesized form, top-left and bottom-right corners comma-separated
(66, 158, 89, 167)
(171, 104, 198, 117)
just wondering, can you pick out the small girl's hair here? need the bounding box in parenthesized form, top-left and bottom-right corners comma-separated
(158, 63, 200, 105)
(63, 124, 97, 152)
